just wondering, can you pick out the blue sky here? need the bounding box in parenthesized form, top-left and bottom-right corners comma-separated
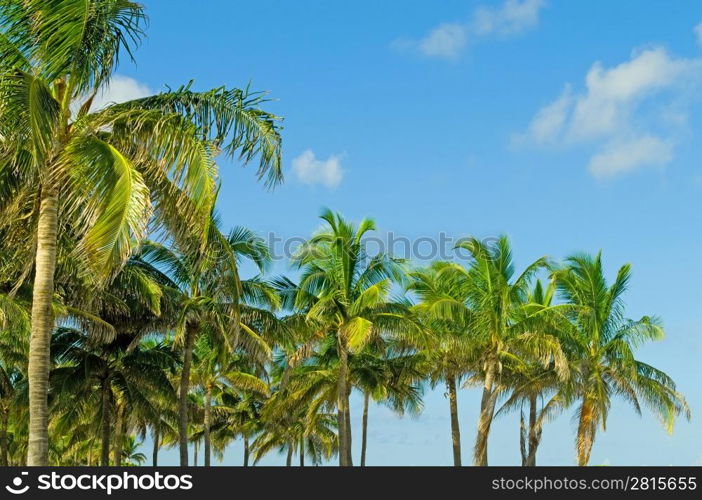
(109, 0, 702, 465)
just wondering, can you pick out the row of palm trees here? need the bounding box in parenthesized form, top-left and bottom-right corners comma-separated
(0, 0, 690, 467)
(0, 205, 691, 466)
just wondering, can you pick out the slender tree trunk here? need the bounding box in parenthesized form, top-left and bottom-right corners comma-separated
(299, 437, 305, 467)
(360, 391, 369, 466)
(344, 389, 353, 466)
(0, 407, 8, 467)
(474, 361, 497, 466)
(576, 399, 596, 466)
(525, 394, 540, 466)
(193, 441, 198, 466)
(336, 336, 350, 466)
(152, 425, 159, 466)
(243, 437, 250, 467)
(179, 322, 197, 466)
(285, 444, 293, 466)
(27, 188, 58, 466)
(520, 410, 528, 466)
(446, 376, 462, 466)
(204, 384, 212, 466)
(112, 403, 124, 466)
(101, 379, 111, 466)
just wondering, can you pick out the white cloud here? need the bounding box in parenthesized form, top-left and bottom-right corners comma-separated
(393, 0, 545, 60)
(524, 85, 572, 144)
(695, 22, 702, 48)
(588, 135, 673, 177)
(567, 48, 695, 142)
(519, 37, 702, 177)
(474, 0, 546, 36)
(418, 23, 467, 60)
(91, 75, 152, 111)
(292, 150, 344, 188)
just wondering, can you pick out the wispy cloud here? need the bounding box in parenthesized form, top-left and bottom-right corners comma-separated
(91, 75, 152, 111)
(393, 0, 546, 60)
(588, 135, 674, 177)
(516, 29, 702, 178)
(474, 0, 546, 37)
(292, 150, 344, 188)
(417, 23, 468, 60)
(695, 22, 702, 48)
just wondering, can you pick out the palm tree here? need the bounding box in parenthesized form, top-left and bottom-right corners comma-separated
(148, 398, 177, 467)
(408, 262, 492, 467)
(50, 329, 178, 465)
(0, 280, 30, 466)
(553, 253, 690, 465)
(352, 346, 423, 466)
(120, 435, 147, 466)
(0, 0, 282, 465)
(495, 279, 571, 466)
(0, 365, 22, 466)
(418, 238, 566, 465)
(286, 210, 407, 466)
(408, 262, 478, 466)
(140, 224, 274, 465)
(254, 389, 338, 467)
(211, 390, 265, 466)
(190, 333, 269, 466)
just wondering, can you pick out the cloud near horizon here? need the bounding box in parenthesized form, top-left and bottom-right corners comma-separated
(516, 31, 702, 178)
(393, 0, 546, 60)
(292, 150, 344, 188)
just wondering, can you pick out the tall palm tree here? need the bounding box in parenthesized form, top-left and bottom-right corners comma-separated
(0, 0, 282, 465)
(496, 279, 571, 466)
(211, 390, 265, 466)
(408, 262, 478, 466)
(140, 224, 274, 465)
(553, 253, 690, 465)
(254, 389, 338, 467)
(50, 329, 178, 465)
(190, 333, 269, 466)
(287, 209, 407, 466)
(419, 238, 566, 465)
(352, 346, 423, 466)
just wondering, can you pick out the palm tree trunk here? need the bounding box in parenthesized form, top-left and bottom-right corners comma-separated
(576, 399, 596, 466)
(204, 384, 212, 466)
(243, 437, 249, 466)
(360, 391, 369, 466)
(526, 394, 539, 466)
(193, 441, 198, 466)
(446, 376, 462, 466)
(520, 410, 528, 466)
(336, 337, 350, 466)
(179, 322, 197, 466)
(345, 389, 353, 466)
(152, 425, 159, 466)
(27, 188, 58, 466)
(112, 403, 124, 466)
(299, 437, 305, 467)
(101, 379, 111, 466)
(474, 361, 497, 466)
(0, 407, 8, 467)
(286, 444, 293, 466)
